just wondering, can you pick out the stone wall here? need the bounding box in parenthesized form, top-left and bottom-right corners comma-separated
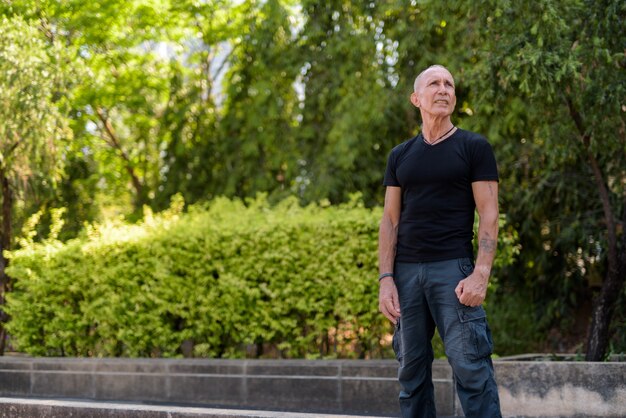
(494, 359, 626, 418)
(0, 357, 413, 416)
(0, 356, 624, 417)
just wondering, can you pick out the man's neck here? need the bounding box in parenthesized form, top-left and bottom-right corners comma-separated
(421, 118, 454, 144)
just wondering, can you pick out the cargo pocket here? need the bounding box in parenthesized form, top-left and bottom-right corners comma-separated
(392, 321, 402, 362)
(457, 306, 493, 361)
(458, 257, 474, 277)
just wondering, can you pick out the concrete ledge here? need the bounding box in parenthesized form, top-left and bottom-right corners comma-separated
(0, 358, 418, 416)
(0, 356, 624, 417)
(495, 360, 626, 418)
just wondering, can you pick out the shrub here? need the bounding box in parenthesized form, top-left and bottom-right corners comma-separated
(6, 195, 391, 358)
(5, 194, 520, 358)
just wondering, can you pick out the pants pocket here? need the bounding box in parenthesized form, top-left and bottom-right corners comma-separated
(392, 321, 402, 361)
(457, 306, 493, 361)
(458, 257, 474, 277)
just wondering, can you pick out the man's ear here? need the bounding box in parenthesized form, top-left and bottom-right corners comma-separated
(410, 92, 420, 108)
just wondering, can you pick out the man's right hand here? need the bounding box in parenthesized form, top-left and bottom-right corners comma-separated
(378, 277, 401, 324)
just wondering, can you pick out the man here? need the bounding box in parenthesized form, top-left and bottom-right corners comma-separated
(378, 64, 502, 418)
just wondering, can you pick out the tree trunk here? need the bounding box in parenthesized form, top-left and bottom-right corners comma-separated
(585, 263, 624, 361)
(566, 96, 624, 360)
(0, 170, 13, 355)
(586, 194, 626, 361)
(583, 147, 621, 360)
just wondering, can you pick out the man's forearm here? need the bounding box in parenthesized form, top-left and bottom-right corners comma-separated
(378, 216, 398, 274)
(475, 216, 498, 281)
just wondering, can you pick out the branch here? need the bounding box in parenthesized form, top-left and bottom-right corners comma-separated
(38, 17, 54, 43)
(565, 95, 589, 145)
(95, 108, 123, 150)
(94, 107, 144, 199)
(565, 95, 618, 275)
(194, 15, 239, 101)
(211, 43, 237, 86)
(5, 133, 22, 159)
(0, 131, 23, 175)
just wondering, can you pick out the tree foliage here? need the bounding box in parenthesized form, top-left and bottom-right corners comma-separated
(464, 0, 625, 360)
(0, 15, 73, 352)
(0, 0, 624, 358)
(0, 15, 70, 197)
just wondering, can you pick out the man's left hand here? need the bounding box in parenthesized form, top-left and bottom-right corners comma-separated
(455, 271, 488, 307)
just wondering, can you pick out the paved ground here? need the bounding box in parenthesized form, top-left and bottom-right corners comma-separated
(0, 398, 385, 417)
(0, 398, 475, 417)
(1, 398, 568, 417)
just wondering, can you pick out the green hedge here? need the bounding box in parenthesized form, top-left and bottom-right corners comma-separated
(5, 195, 520, 358)
(6, 195, 392, 358)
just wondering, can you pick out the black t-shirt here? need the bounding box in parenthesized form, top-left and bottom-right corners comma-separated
(383, 128, 499, 262)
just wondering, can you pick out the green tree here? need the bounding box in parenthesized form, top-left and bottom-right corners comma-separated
(3, 1, 288, 213)
(65, 0, 179, 213)
(2, 1, 190, 214)
(215, 0, 300, 200)
(0, 16, 72, 353)
(150, 0, 229, 207)
(293, 1, 482, 205)
(466, 0, 625, 360)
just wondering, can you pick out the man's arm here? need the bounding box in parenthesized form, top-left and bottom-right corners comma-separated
(378, 186, 402, 324)
(455, 180, 499, 307)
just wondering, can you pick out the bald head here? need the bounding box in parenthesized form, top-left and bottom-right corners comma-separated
(413, 65, 453, 93)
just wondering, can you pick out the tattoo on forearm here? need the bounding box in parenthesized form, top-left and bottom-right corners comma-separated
(479, 238, 496, 253)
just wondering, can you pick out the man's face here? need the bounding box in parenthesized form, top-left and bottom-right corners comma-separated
(411, 67, 457, 118)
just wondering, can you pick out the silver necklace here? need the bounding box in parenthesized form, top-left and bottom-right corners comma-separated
(423, 125, 455, 146)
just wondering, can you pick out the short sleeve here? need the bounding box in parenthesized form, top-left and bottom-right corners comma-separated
(470, 138, 499, 182)
(383, 150, 400, 187)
